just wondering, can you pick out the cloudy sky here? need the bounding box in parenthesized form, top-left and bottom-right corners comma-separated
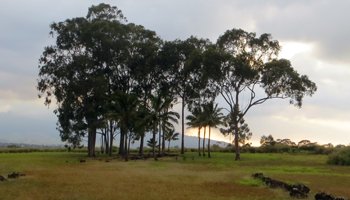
(1, 0, 350, 146)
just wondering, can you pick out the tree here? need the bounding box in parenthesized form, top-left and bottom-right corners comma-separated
(38, 4, 127, 157)
(202, 102, 223, 158)
(160, 37, 210, 154)
(209, 28, 317, 160)
(298, 139, 311, 147)
(221, 117, 252, 148)
(147, 138, 158, 149)
(237, 121, 252, 147)
(164, 129, 180, 152)
(149, 95, 179, 159)
(260, 134, 276, 146)
(186, 106, 205, 156)
(110, 92, 140, 160)
(276, 138, 296, 146)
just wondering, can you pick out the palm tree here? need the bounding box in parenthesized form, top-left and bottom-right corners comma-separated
(186, 106, 205, 156)
(149, 95, 179, 159)
(202, 102, 223, 158)
(164, 129, 179, 152)
(111, 92, 139, 161)
(130, 104, 152, 157)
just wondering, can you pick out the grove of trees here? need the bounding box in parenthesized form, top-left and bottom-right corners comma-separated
(37, 3, 317, 160)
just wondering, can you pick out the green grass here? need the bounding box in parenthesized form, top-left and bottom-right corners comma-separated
(0, 152, 349, 200)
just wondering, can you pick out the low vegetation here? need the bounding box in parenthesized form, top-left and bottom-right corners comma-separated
(327, 147, 350, 166)
(1, 152, 349, 200)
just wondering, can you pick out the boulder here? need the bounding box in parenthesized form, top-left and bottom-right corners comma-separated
(8, 172, 20, 179)
(315, 192, 347, 200)
(252, 173, 310, 198)
(0, 175, 6, 181)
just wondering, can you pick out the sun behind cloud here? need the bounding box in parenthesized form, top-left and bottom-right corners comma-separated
(279, 41, 314, 59)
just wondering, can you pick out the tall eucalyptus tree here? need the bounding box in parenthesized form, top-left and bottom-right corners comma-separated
(38, 4, 127, 157)
(209, 28, 317, 160)
(159, 37, 210, 154)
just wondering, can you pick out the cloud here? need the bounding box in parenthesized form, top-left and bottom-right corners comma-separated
(251, 1, 350, 64)
(0, 105, 60, 145)
(0, 0, 349, 146)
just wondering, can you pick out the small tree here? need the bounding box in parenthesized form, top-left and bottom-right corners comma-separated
(202, 102, 223, 158)
(186, 106, 205, 156)
(164, 129, 179, 152)
(147, 138, 158, 149)
(260, 134, 276, 146)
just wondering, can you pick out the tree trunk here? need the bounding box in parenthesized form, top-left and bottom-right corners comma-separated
(233, 114, 240, 160)
(152, 124, 156, 159)
(105, 129, 109, 155)
(139, 134, 144, 156)
(208, 127, 211, 158)
(124, 131, 128, 161)
(198, 127, 201, 156)
(162, 124, 166, 155)
(168, 140, 170, 153)
(202, 126, 206, 157)
(181, 99, 185, 154)
(88, 129, 92, 156)
(234, 99, 240, 160)
(87, 127, 96, 157)
(119, 128, 124, 156)
(128, 134, 131, 155)
(108, 121, 113, 156)
(158, 122, 161, 156)
(234, 127, 240, 160)
(101, 134, 105, 154)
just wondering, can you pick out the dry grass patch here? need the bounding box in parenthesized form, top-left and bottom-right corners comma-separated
(1, 152, 350, 200)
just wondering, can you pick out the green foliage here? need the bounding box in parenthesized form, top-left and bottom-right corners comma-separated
(328, 147, 350, 165)
(147, 138, 158, 149)
(260, 134, 276, 146)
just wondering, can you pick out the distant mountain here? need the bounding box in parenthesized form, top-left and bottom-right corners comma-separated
(172, 135, 229, 148)
(0, 135, 229, 149)
(127, 134, 229, 149)
(0, 142, 63, 148)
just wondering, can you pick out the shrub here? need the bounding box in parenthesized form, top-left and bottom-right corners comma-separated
(327, 147, 350, 165)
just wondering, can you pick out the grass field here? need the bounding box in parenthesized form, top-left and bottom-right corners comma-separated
(0, 152, 349, 200)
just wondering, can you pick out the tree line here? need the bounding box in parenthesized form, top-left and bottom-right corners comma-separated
(37, 3, 317, 160)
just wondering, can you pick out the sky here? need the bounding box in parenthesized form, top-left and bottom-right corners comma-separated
(1, 0, 350, 146)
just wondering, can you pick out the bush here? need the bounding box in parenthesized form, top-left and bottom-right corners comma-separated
(327, 147, 350, 165)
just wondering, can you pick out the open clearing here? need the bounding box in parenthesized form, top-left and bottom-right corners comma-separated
(0, 152, 349, 200)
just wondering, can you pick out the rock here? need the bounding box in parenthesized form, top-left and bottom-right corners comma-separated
(0, 175, 7, 181)
(315, 192, 347, 200)
(289, 187, 308, 198)
(8, 172, 19, 179)
(291, 184, 310, 194)
(252, 173, 309, 199)
(252, 173, 264, 179)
